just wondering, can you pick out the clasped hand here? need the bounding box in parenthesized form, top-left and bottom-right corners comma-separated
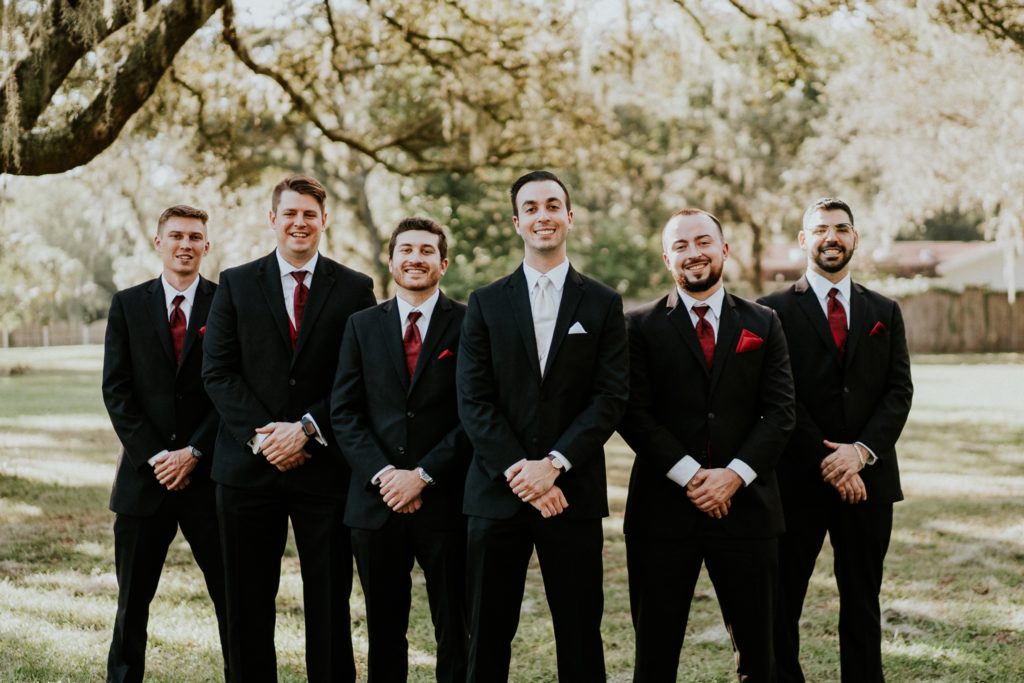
(820, 440, 867, 504)
(153, 448, 197, 491)
(506, 459, 567, 518)
(256, 422, 311, 472)
(686, 467, 741, 519)
(379, 469, 426, 514)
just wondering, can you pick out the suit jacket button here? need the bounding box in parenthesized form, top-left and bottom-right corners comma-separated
(170, 433, 176, 441)
(707, 412, 715, 420)
(407, 411, 415, 418)
(397, 446, 406, 455)
(176, 393, 183, 400)
(289, 378, 296, 386)
(843, 387, 850, 393)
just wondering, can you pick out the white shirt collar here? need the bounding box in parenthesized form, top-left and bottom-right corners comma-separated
(396, 289, 440, 326)
(276, 249, 319, 280)
(160, 275, 200, 314)
(677, 285, 726, 320)
(805, 269, 851, 304)
(522, 259, 570, 292)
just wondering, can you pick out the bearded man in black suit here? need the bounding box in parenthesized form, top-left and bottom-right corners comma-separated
(619, 208, 795, 682)
(102, 204, 229, 683)
(759, 198, 913, 683)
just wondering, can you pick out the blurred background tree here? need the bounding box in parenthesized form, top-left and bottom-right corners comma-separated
(1, 0, 1021, 320)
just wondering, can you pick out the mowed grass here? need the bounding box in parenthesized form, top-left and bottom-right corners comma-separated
(1, 347, 1023, 682)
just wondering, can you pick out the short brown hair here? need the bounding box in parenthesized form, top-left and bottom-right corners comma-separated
(510, 170, 572, 218)
(668, 207, 724, 237)
(802, 197, 854, 230)
(388, 217, 448, 260)
(156, 205, 208, 235)
(272, 174, 327, 213)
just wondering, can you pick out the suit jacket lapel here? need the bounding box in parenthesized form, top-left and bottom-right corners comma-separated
(379, 299, 410, 391)
(257, 253, 293, 352)
(542, 267, 585, 380)
(176, 276, 213, 375)
(665, 290, 710, 375)
(293, 256, 335, 363)
(506, 267, 543, 380)
(709, 292, 740, 395)
(409, 291, 455, 394)
(843, 281, 871, 368)
(794, 276, 842, 366)
(147, 279, 176, 366)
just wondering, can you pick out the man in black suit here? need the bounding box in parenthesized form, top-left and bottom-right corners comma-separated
(456, 170, 629, 683)
(332, 217, 470, 683)
(202, 175, 376, 683)
(759, 198, 913, 683)
(619, 208, 796, 682)
(102, 204, 229, 683)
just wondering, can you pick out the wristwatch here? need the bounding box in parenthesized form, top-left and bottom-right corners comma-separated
(300, 415, 317, 438)
(417, 467, 435, 485)
(189, 446, 203, 460)
(546, 453, 564, 472)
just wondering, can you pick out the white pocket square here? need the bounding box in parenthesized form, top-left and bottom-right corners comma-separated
(568, 322, 587, 335)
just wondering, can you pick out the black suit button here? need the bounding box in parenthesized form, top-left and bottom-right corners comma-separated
(397, 446, 406, 455)
(176, 393, 183, 400)
(170, 433, 176, 441)
(289, 378, 296, 386)
(407, 411, 415, 419)
(707, 412, 715, 420)
(843, 387, 850, 394)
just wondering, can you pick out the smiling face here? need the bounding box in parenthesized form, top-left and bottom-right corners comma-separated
(661, 212, 729, 300)
(271, 189, 326, 267)
(512, 179, 574, 267)
(390, 229, 448, 296)
(155, 216, 209, 284)
(800, 208, 858, 281)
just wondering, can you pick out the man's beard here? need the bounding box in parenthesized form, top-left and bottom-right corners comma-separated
(676, 258, 723, 293)
(814, 243, 854, 274)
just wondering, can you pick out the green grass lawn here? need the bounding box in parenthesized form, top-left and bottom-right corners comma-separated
(1, 347, 1022, 682)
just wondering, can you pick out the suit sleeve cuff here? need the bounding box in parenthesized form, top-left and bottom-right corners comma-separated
(148, 449, 170, 467)
(855, 442, 878, 466)
(548, 451, 571, 472)
(727, 459, 757, 486)
(666, 455, 701, 488)
(303, 413, 328, 447)
(371, 465, 395, 485)
(248, 433, 268, 455)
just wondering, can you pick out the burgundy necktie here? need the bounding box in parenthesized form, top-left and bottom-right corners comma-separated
(827, 288, 848, 355)
(404, 311, 423, 378)
(169, 295, 186, 362)
(694, 305, 715, 368)
(290, 271, 308, 349)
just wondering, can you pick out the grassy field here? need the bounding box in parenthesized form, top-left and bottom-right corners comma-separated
(1, 347, 1022, 682)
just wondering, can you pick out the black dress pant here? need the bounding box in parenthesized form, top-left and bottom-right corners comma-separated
(774, 499, 893, 683)
(465, 509, 606, 683)
(107, 492, 229, 683)
(351, 513, 467, 683)
(216, 483, 354, 683)
(626, 533, 779, 683)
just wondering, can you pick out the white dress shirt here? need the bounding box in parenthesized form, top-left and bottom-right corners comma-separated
(665, 286, 757, 488)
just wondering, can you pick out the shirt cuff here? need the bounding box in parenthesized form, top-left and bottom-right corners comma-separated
(371, 465, 395, 485)
(727, 458, 757, 486)
(504, 458, 527, 480)
(248, 433, 268, 455)
(548, 451, 572, 472)
(854, 442, 878, 466)
(148, 449, 170, 467)
(666, 455, 701, 488)
(303, 413, 328, 447)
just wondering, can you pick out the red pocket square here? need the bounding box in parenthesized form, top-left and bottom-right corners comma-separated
(736, 329, 764, 353)
(437, 348, 454, 360)
(198, 325, 206, 339)
(870, 322, 886, 336)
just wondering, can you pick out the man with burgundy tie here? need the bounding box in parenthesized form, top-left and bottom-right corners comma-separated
(202, 175, 376, 682)
(759, 198, 913, 683)
(102, 205, 230, 682)
(331, 217, 470, 682)
(619, 208, 795, 681)
(457, 170, 629, 682)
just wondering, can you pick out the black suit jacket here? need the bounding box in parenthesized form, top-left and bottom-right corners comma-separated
(456, 265, 629, 521)
(202, 251, 376, 497)
(102, 276, 218, 516)
(758, 277, 913, 505)
(619, 290, 796, 539)
(331, 291, 470, 530)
